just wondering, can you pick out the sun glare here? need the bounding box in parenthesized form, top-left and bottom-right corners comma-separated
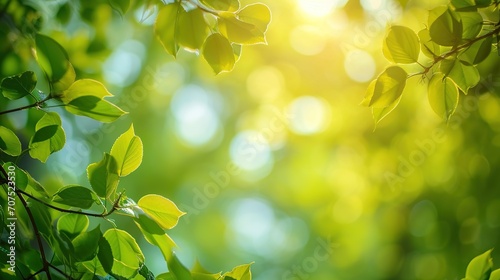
(297, 0, 348, 18)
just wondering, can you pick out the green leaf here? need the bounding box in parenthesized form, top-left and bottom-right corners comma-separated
(52, 185, 97, 209)
(0, 126, 21, 156)
(461, 36, 492, 65)
(57, 213, 90, 240)
(138, 194, 186, 230)
(372, 96, 402, 126)
(60, 79, 126, 122)
(2, 162, 28, 190)
(109, 0, 130, 15)
(157, 273, 176, 280)
(218, 14, 266, 45)
(178, 8, 208, 51)
(366, 66, 407, 108)
(222, 263, 253, 280)
(192, 273, 221, 280)
(133, 213, 176, 264)
(72, 225, 102, 262)
(35, 33, 71, 83)
(29, 112, 65, 162)
(168, 253, 192, 280)
(452, 0, 476, 10)
(104, 228, 145, 278)
(0, 71, 37, 100)
(56, 2, 72, 24)
(383, 25, 420, 63)
(87, 153, 119, 198)
(418, 29, 440, 58)
(428, 73, 459, 120)
(490, 268, 500, 280)
(237, 3, 271, 33)
(2, 162, 49, 197)
(429, 7, 463, 46)
(52, 63, 76, 94)
(200, 0, 239, 11)
(155, 3, 182, 57)
(459, 11, 483, 40)
(110, 124, 143, 177)
(465, 250, 493, 280)
(139, 263, 156, 280)
(98, 237, 114, 274)
(203, 33, 236, 74)
(440, 59, 480, 94)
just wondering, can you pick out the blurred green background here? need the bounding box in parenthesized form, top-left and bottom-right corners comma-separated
(3, 0, 500, 279)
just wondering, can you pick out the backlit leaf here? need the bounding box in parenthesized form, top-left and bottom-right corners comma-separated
(104, 228, 145, 278)
(428, 73, 459, 120)
(203, 33, 236, 74)
(0, 126, 21, 156)
(200, 0, 239, 11)
(155, 3, 183, 56)
(110, 124, 143, 177)
(138, 194, 186, 230)
(461, 36, 492, 65)
(29, 112, 65, 162)
(72, 225, 102, 262)
(418, 29, 440, 58)
(87, 153, 120, 198)
(237, 3, 271, 33)
(57, 214, 90, 240)
(459, 11, 483, 40)
(383, 26, 420, 63)
(222, 263, 253, 280)
(367, 66, 407, 108)
(35, 34, 71, 83)
(440, 59, 480, 93)
(178, 8, 208, 51)
(218, 14, 266, 45)
(465, 250, 493, 280)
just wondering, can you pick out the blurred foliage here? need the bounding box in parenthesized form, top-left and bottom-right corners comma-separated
(1, 0, 500, 279)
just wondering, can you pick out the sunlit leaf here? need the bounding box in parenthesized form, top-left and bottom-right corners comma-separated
(104, 228, 145, 278)
(168, 253, 192, 280)
(138, 194, 186, 230)
(57, 214, 90, 240)
(200, 0, 239, 11)
(203, 33, 236, 74)
(418, 29, 440, 58)
(72, 225, 102, 262)
(440, 59, 480, 94)
(428, 73, 459, 120)
(178, 8, 208, 51)
(52, 185, 97, 209)
(218, 14, 266, 45)
(155, 3, 183, 56)
(87, 153, 120, 198)
(110, 124, 143, 177)
(459, 11, 483, 40)
(465, 250, 493, 280)
(383, 26, 420, 64)
(237, 3, 271, 33)
(0, 71, 37, 100)
(372, 96, 402, 126)
(29, 112, 65, 162)
(133, 213, 176, 264)
(0, 126, 21, 156)
(35, 33, 71, 83)
(490, 269, 500, 280)
(222, 263, 253, 280)
(461, 36, 492, 65)
(367, 66, 407, 108)
(429, 7, 462, 46)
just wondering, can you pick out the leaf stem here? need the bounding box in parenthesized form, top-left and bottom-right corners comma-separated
(0, 96, 53, 116)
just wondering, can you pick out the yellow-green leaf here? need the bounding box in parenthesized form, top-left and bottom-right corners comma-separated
(0, 71, 37, 100)
(428, 73, 459, 120)
(383, 25, 420, 63)
(440, 59, 480, 94)
(29, 112, 65, 162)
(222, 263, 253, 280)
(0, 126, 21, 156)
(110, 124, 143, 177)
(178, 8, 208, 51)
(429, 7, 463, 47)
(368, 66, 407, 108)
(87, 153, 120, 198)
(203, 33, 236, 74)
(218, 14, 266, 45)
(155, 3, 183, 57)
(35, 33, 71, 84)
(104, 228, 144, 278)
(465, 250, 493, 280)
(137, 194, 185, 230)
(372, 96, 402, 126)
(237, 3, 271, 33)
(418, 29, 440, 58)
(200, 0, 239, 11)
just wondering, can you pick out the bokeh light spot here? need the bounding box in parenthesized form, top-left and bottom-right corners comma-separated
(288, 96, 330, 135)
(344, 50, 376, 83)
